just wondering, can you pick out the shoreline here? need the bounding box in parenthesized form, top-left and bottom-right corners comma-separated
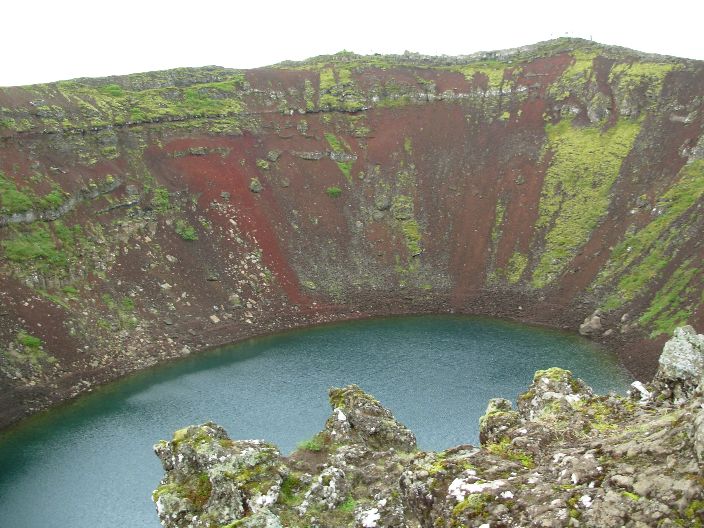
(0, 294, 651, 434)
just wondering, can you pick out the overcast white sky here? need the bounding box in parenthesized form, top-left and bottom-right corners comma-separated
(3, 0, 703, 87)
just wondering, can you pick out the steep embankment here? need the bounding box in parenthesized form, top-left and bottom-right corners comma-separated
(1, 38, 703, 428)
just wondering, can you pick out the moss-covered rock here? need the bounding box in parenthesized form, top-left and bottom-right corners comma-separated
(325, 384, 417, 452)
(153, 423, 284, 528)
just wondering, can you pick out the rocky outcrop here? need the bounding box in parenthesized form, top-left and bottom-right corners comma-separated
(652, 325, 704, 401)
(153, 423, 284, 527)
(153, 327, 704, 527)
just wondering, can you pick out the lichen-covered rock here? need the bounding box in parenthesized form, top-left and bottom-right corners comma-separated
(516, 367, 593, 420)
(153, 422, 284, 528)
(478, 398, 520, 445)
(154, 334, 704, 527)
(653, 325, 704, 401)
(326, 384, 417, 452)
(296, 465, 349, 515)
(230, 509, 283, 528)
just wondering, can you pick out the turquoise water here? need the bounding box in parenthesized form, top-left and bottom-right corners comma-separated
(0, 315, 631, 528)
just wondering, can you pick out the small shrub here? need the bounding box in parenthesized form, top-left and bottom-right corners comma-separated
(339, 497, 357, 512)
(121, 297, 135, 311)
(174, 219, 198, 241)
(279, 474, 303, 506)
(249, 177, 263, 193)
(17, 332, 42, 349)
(99, 84, 124, 97)
(326, 186, 342, 198)
(151, 187, 170, 213)
(296, 434, 324, 452)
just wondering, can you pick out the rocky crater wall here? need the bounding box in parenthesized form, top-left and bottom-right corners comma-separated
(0, 38, 703, 428)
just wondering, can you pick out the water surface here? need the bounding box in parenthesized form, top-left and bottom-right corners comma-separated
(0, 315, 631, 528)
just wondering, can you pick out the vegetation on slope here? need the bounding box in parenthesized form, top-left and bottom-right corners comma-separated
(531, 117, 641, 288)
(595, 160, 704, 335)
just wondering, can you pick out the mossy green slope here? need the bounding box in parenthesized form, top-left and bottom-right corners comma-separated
(531, 118, 641, 288)
(595, 160, 704, 335)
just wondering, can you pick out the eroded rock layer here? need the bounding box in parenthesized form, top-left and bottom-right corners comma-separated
(152, 327, 704, 527)
(1, 38, 704, 427)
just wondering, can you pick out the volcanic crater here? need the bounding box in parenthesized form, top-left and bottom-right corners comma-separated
(0, 37, 703, 428)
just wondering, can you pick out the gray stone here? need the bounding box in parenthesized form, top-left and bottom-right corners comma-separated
(479, 398, 520, 445)
(694, 401, 704, 464)
(587, 92, 611, 123)
(292, 151, 324, 160)
(326, 385, 416, 452)
(653, 325, 704, 400)
(579, 312, 603, 336)
(229, 293, 242, 308)
(329, 151, 357, 163)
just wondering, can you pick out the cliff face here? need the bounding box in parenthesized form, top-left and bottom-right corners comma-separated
(151, 327, 704, 527)
(1, 38, 704, 428)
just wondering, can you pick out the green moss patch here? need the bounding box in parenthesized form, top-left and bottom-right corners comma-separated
(0, 172, 67, 215)
(326, 186, 342, 198)
(174, 219, 198, 241)
(452, 492, 492, 520)
(318, 68, 365, 112)
(638, 259, 699, 337)
(153, 473, 212, 510)
(597, 160, 704, 314)
(296, 433, 326, 453)
(1, 330, 55, 371)
(485, 437, 535, 468)
(52, 73, 247, 130)
(609, 61, 675, 98)
(531, 117, 641, 288)
(324, 132, 354, 180)
(449, 60, 506, 89)
(1, 221, 82, 274)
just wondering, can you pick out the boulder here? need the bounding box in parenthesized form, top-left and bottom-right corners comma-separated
(652, 325, 704, 401)
(153, 423, 283, 528)
(326, 384, 417, 452)
(579, 311, 603, 336)
(478, 398, 520, 445)
(517, 367, 593, 420)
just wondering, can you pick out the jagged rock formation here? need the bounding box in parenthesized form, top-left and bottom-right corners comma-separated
(153, 327, 704, 527)
(1, 38, 704, 429)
